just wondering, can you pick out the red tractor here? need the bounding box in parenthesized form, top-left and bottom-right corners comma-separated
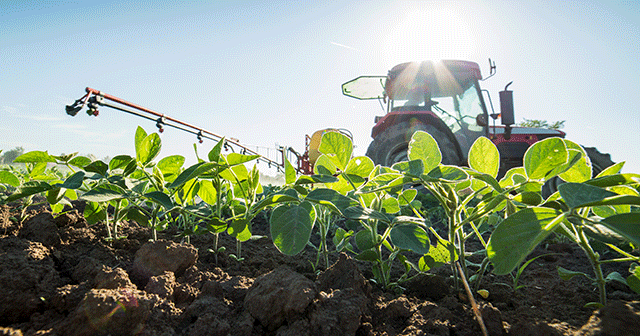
(342, 60, 612, 177)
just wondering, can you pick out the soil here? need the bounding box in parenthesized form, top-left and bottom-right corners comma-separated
(1, 198, 640, 336)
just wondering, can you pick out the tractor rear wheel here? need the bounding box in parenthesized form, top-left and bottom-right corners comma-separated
(366, 121, 461, 167)
(584, 147, 614, 175)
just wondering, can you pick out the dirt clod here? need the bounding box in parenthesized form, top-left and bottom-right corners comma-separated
(131, 239, 198, 286)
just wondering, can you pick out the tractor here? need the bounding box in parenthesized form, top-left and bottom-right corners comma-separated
(342, 60, 613, 177)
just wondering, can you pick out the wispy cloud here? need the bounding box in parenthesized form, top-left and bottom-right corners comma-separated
(2, 105, 17, 114)
(17, 114, 65, 122)
(330, 41, 362, 52)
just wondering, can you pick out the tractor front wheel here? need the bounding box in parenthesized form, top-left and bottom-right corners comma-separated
(366, 121, 461, 167)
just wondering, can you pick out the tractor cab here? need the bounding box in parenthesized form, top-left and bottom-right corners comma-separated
(343, 60, 492, 162)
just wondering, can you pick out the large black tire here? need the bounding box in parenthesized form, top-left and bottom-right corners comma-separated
(584, 147, 614, 175)
(365, 121, 462, 167)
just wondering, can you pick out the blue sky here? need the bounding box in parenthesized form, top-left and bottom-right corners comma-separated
(2, 0, 639, 174)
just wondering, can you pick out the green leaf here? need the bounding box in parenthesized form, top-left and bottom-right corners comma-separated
(109, 155, 135, 171)
(46, 187, 65, 205)
(586, 173, 640, 188)
(82, 186, 126, 203)
(169, 162, 217, 188)
(355, 248, 380, 262)
(50, 202, 65, 214)
(225, 153, 260, 166)
(29, 162, 47, 178)
(197, 180, 217, 205)
(52, 152, 77, 163)
(295, 174, 339, 184)
(398, 189, 418, 206)
(313, 155, 338, 175)
(345, 156, 374, 178)
(284, 156, 296, 185)
(597, 162, 625, 177)
(419, 239, 456, 271)
(487, 207, 564, 274)
(390, 224, 430, 254)
(5, 181, 53, 202)
(468, 136, 500, 178)
(136, 133, 162, 166)
(228, 218, 252, 242)
(68, 156, 92, 169)
(605, 272, 628, 286)
(157, 155, 185, 177)
(500, 167, 526, 188)
(408, 131, 441, 172)
(252, 193, 299, 212)
(318, 131, 352, 171)
(358, 173, 405, 193)
(203, 217, 227, 234)
(13, 151, 57, 163)
(0, 171, 20, 187)
(582, 223, 626, 244)
(343, 206, 391, 224)
(558, 183, 619, 209)
(58, 171, 85, 189)
(84, 201, 106, 225)
(355, 229, 377, 250)
(627, 264, 640, 294)
(126, 207, 150, 227)
(425, 165, 469, 182)
(64, 189, 78, 201)
(381, 197, 400, 214)
(468, 171, 503, 193)
(392, 159, 424, 177)
(270, 204, 313, 255)
(557, 266, 592, 281)
(134, 126, 148, 154)
(523, 137, 568, 180)
(305, 188, 359, 214)
(84, 160, 109, 177)
(600, 213, 640, 246)
(208, 138, 225, 163)
(392, 216, 427, 227)
(333, 227, 354, 252)
(144, 191, 174, 210)
(559, 141, 591, 183)
(512, 191, 543, 206)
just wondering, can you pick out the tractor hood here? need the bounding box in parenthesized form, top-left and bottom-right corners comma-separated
(491, 126, 566, 138)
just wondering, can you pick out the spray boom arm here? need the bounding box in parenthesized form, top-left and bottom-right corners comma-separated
(66, 87, 287, 172)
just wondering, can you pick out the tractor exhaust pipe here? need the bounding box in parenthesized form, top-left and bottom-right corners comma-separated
(500, 81, 514, 140)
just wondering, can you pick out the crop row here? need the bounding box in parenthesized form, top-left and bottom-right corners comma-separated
(1, 126, 640, 308)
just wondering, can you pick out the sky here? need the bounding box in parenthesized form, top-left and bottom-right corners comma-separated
(2, 0, 639, 175)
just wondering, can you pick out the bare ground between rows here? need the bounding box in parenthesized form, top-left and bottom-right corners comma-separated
(1, 200, 640, 336)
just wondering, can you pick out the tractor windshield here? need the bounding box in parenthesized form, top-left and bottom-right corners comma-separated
(390, 80, 486, 157)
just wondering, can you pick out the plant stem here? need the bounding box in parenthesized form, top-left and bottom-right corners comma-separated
(576, 225, 607, 306)
(449, 215, 460, 292)
(236, 240, 242, 260)
(457, 262, 489, 336)
(473, 258, 491, 293)
(214, 232, 219, 264)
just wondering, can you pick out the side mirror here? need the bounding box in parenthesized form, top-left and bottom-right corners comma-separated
(499, 82, 514, 126)
(476, 113, 488, 127)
